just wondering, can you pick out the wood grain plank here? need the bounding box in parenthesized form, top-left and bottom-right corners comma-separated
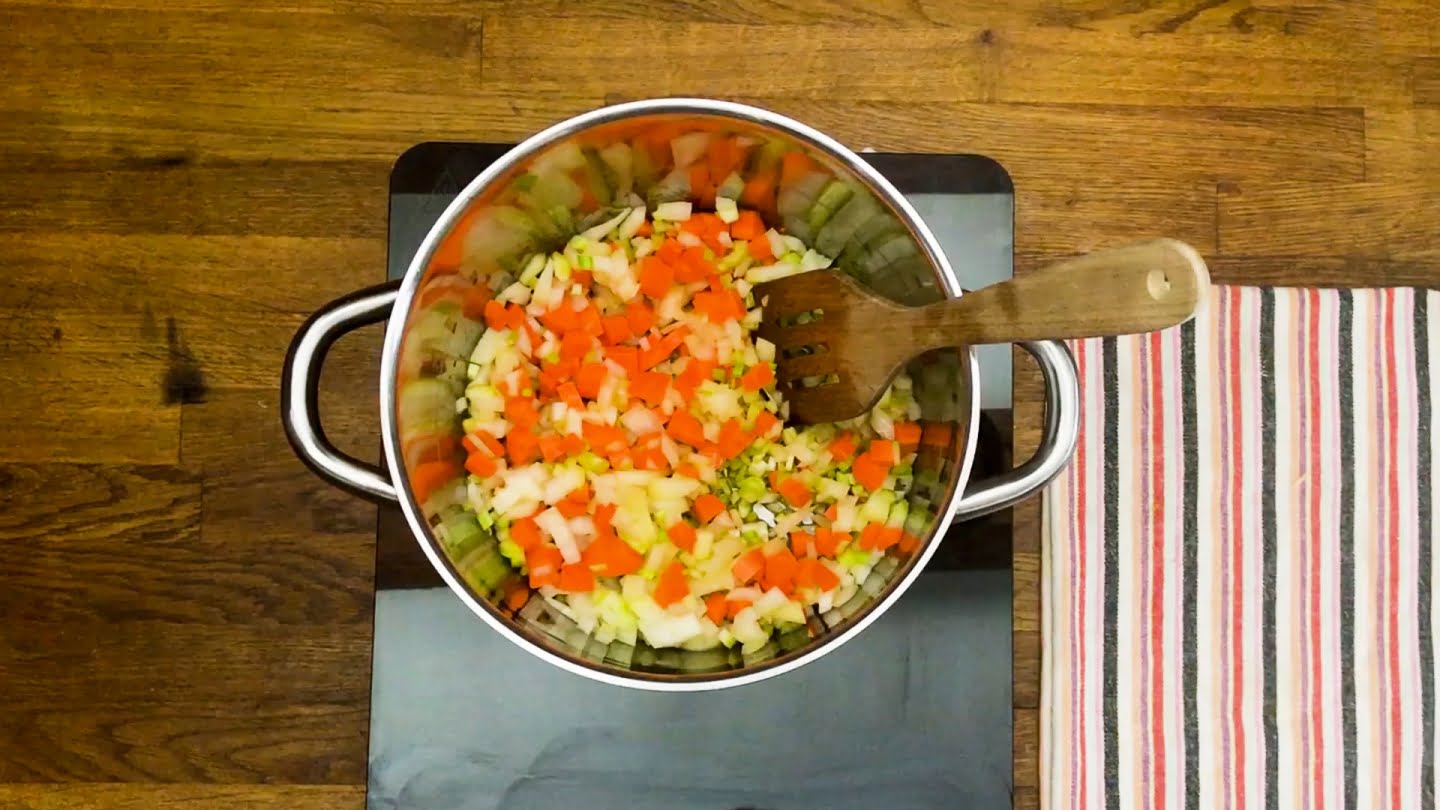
(0, 161, 391, 237)
(1416, 57, 1440, 106)
(1018, 179, 1219, 257)
(0, 6, 596, 162)
(482, 18, 995, 102)
(1217, 181, 1440, 260)
(0, 463, 372, 626)
(0, 233, 386, 315)
(0, 233, 385, 385)
(768, 100, 1366, 185)
(3, 622, 370, 706)
(0, 784, 365, 810)
(1014, 705, 1039, 790)
(482, 10, 1409, 107)
(1011, 346, 1045, 717)
(0, 702, 366, 783)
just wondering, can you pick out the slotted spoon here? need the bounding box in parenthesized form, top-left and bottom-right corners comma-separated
(754, 238, 1210, 424)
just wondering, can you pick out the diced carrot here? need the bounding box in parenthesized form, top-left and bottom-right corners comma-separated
(689, 165, 716, 208)
(635, 219, 653, 237)
(731, 548, 766, 584)
(653, 561, 690, 608)
(505, 396, 540, 428)
(667, 521, 697, 553)
(625, 300, 654, 334)
(558, 563, 595, 593)
(740, 172, 776, 212)
(577, 303, 604, 337)
(503, 579, 530, 611)
(526, 545, 563, 588)
(692, 290, 742, 324)
(790, 530, 812, 557)
(506, 426, 540, 465)
(828, 431, 857, 461)
(629, 371, 669, 406)
(726, 598, 752, 619)
(582, 532, 644, 577)
(576, 362, 608, 399)
(764, 548, 799, 592)
(510, 517, 543, 550)
(556, 499, 588, 518)
(753, 410, 779, 436)
(470, 429, 504, 457)
(813, 561, 840, 591)
(571, 270, 594, 289)
(693, 493, 726, 524)
(639, 326, 689, 370)
(858, 523, 883, 551)
(462, 284, 494, 320)
(706, 136, 745, 183)
(794, 557, 820, 589)
(538, 361, 572, 397)
(813, 527, 844, 558)
(675, 356, 716, 397)
(859, 524, 903, 551)
(824, 503, 840, 522)
(893, 421, 922, 447)
(898, 532, 922, 553)
(562, 434, 586, 455)
(921, 421, 954, 448)
(582, 422, 628, 454)
(465, 452, 498, 478)
(716, 418, 751, 460)
(852, 453, 890, 491)
(674, 245, 712, 283)
(505, 303, 527, 330)
(676, 462, 701, 480)
(867, 439, 898, 465)
(730, 210, 765, 241)
(739, 362, 775, 391)
(483, 299, 510, 330)
(410, 460, 461, 504)
(606, 345, 640, 376)
(747, 235, 774, 262)
(638, 256, 674, 299)
(601, 315, 633, 345)
(704, 592, 728, 624)
(780, 151, 815, 187)
(560, 330, 592, 363)
(593, 502, 617, 535)
(556, 382, 582, 410)
(656, 237, 683, 264)
(541, 302, 581, 333)
(776, 475, 811, 507)
(635, 445, 670, 472)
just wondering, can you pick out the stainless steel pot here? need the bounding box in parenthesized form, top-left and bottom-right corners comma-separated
(282, 99, 1078, 690)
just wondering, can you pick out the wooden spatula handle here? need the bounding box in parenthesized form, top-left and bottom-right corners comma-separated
(915, 239, 1210, 347)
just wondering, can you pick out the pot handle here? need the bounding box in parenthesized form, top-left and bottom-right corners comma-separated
(950, 339, 1079, 520)
(281, 281, 401, 503)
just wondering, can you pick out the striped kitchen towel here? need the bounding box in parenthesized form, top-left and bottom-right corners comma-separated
(1041, 287, 1438, 809)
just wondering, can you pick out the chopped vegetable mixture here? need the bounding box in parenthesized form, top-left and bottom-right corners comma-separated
(452, 197, 931, 652)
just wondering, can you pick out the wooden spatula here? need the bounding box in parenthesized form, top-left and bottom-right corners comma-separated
(754, 238, 1209, 424)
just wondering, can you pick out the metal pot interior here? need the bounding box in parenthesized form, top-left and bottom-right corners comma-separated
(387, 102, 975, 685)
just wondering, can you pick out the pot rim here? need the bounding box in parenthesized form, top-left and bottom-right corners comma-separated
(378, 98, 981, 690)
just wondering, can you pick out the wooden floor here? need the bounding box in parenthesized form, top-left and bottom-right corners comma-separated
(1, 1, 1436, 807)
